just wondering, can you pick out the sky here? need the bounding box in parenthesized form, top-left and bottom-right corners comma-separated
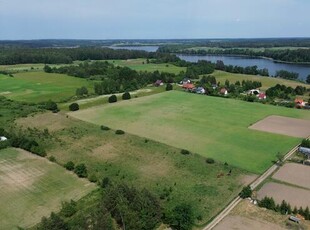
(0, 0, 309, 40)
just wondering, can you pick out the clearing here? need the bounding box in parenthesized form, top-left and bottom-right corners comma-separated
(257, 182, 310, 208)
(0, 72, 93, 102)
(249, 115, 310, 138)
(272, 163, 310, 189)
(68, 91, 310, 173)
(0, 148, 95, 229)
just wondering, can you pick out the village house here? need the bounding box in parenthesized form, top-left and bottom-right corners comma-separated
(295, 98, 305, 108)
(220, 88, 228, 95)
(0, 136, 8, 142)
(248, 89, 260, 95)
(180, 78, 191, 85)
(182, 83, 195, 92)
(196, 87, 206, 94)
(258, 92, 267, 100)
(154, 80, 163, 87)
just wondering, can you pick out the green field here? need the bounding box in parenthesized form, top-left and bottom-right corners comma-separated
(0, 72, 94, 102)
(107, 58, 186, 74)
(69, 91, 310, 173)
(0, 148, 96, 229)
(213, 70, 309, 91)
(16, 112, 248, 225)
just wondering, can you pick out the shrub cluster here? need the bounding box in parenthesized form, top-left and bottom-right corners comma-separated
(69, 103, 79, 111)
(122, 92, 131, 100)
(180, 149, 191, 155)
(115, 130, 125, 135)
(206, 158, 215, 164)
(100, 125, 110, 131)
(108, 95, 117, 103)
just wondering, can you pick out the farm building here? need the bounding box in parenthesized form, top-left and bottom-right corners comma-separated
(196, 87, 206, 94)
(299, 147, 310, 158)
(0, 136, 8, 141)
(220, 88, 228, 95)
(154, 80, 163, 87)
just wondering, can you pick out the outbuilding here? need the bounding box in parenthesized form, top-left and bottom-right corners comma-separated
(299, 147, 310, 158)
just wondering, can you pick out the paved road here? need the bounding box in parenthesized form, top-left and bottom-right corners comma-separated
(203, 143, 301, 230)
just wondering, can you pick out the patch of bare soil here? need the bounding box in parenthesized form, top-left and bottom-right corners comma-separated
(273, 163, 310, 189)
(214, 215, 286, 230)
(249, 115, 310, 138)
(240, 174, 258, 185)
(91, 143, 119, 161)
(257, 182, 310, 208)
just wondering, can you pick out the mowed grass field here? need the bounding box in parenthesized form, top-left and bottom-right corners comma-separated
(0, 72, 94, 102)
(69, 91, 310, 173)
(16, 112, 250, 225)
(212, 70, 309, 91)
(0, 148, 96, 230)
(107, 58, 186, 74)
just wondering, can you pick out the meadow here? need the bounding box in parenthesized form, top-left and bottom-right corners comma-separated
(107, 58, 186, 74)
(0, 148, 96, 229)
(16, 112, 250, 226)
(69, 91, 310, 173)
(212, 70, 309, 90)
(0, 72, 94, 102)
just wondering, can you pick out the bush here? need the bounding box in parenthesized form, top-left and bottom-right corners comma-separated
(166, 203, 195, 230)
(115, 130, 125, 135)
(100, 125, 110, 131)
(239, 186, 252, 198)
(64, 161, 75, 171)
(301, 139, 310, 148)
(43, 100, 58, 111)
(101, 177, 111, 188)
(108, 95, 117, 103)
(122, 92, 131, 100)
(48, 156, 56, 162)
(74, 163, 88, 178)
(88, 174, 97, 183)
(206, 158, 215, 164)
(60, 200, 77, 217)
(166, 83, 173, 91)
(180, 149, 190, 155)
(69, 103, 79, 111)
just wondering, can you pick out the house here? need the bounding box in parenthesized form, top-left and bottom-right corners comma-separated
(0, 136, 7, 142)
(220, 88, 228, 95)
(196, 87, 206, 94)
(182, 83, 195, 92)
(212, 84, 218, 90)
(154, 80, 163, 87)
(248, 89, 260, 95)
(180, 78, 191, 85)
(258, 93, 266, 100)
(289, 216, 300, 224)
(295, 98, 305, 107)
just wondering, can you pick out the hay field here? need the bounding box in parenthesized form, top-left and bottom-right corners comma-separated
(69, 91, 310, 173)
(0, 148, 96, 229)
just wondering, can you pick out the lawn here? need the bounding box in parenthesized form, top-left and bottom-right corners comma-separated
(107, 58, 186, 74)
(0, 72, 94, 102)
(212, 70, 309, 91)
(69, 91, 310, 173)
(0, 148, 96, 230)
(16, 112, 249, 226)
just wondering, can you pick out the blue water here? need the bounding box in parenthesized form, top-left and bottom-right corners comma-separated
(108, 46, 310, 80)
(178, 54, 310, 81)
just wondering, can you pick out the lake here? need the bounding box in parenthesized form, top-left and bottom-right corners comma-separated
(178, 54, 310, 80)
(108, 46, 310, 80)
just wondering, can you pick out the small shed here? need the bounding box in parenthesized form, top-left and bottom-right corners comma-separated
(289, 215, 300, 224)
(0, 136, 8, 142)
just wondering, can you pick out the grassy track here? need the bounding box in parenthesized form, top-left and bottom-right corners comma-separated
(0, 148, 96, 229)
(107, 58, 186, 74)
(0, 72, 94, 102)
(212, 70, 309, 90)
(69, 91, 310, 173)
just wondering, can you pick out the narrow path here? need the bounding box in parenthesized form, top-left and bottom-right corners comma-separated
(203, 143, 302, 230)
